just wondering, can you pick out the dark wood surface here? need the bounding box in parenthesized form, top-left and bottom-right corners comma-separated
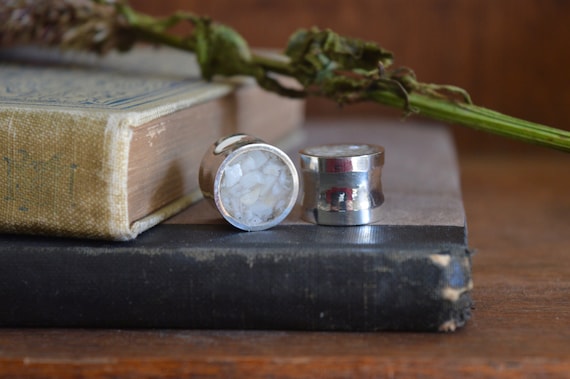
(1, 121, 569, 378)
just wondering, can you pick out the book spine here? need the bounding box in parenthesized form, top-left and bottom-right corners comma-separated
(0, 108, 134, 240)
(0, 225, 473, 332)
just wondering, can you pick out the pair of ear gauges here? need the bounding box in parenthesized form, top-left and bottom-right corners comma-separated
(199, 134, 385, 231)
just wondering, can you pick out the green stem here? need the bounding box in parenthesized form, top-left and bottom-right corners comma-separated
(368, 91, 570, 152)
(251, 52, 295, 76)
(132, 25, 196, 51)
(115, 3, 570, 152)
(120, 6, 197, 51)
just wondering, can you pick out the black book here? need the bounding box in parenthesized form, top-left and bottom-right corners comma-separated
(0, 121, 473, 332)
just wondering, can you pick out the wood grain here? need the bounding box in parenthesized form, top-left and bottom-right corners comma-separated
(1, 121, 569, 378)
(128, 0, 570, 153)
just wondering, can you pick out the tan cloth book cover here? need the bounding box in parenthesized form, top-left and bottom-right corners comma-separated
(0, 47, 304, 240)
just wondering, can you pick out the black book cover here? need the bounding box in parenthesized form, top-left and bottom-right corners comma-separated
(0, 121, 473, 332)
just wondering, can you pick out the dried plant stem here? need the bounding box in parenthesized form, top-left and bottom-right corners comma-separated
(125, 6, 570, 152)
(2, 0, 569, 152)
(368, 91, 570, 151)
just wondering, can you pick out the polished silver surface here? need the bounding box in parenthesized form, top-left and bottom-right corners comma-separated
(199, 134, 299, 231)
(300, 143, 385, 226)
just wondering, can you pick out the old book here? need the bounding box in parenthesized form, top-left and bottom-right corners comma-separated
(0, 120, 473, 332)
(0, 47, 304, 240)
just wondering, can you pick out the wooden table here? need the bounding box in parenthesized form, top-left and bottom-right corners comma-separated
(1, 130, 569, 378)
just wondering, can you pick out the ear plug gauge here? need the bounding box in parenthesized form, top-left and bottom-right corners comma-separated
(199, 134, 299, 231)
(299, 143, 385, 226)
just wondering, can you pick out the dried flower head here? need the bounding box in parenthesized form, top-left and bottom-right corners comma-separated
(0, 0, 136, 54)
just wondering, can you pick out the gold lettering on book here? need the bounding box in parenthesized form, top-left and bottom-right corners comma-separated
(2, 150, 78, 212)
